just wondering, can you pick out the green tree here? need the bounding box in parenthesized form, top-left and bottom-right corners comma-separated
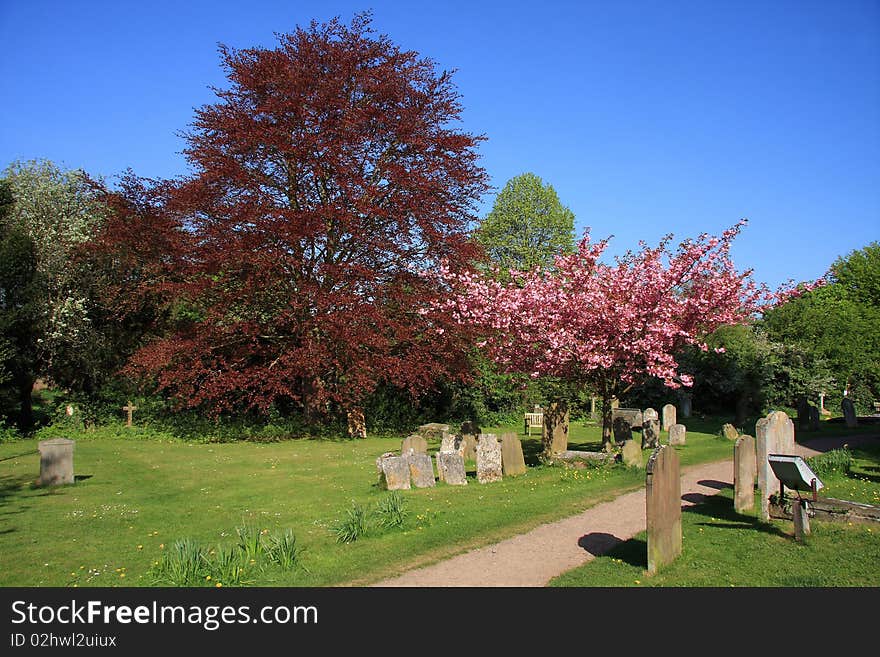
(476, 172, 575, 275)
(830, 241, 880, 306)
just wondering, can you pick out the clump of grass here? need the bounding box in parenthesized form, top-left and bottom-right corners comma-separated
(208, 544, 250, 586)
(376, 491, 407, 529)
(807, 447, 852, 478)
(333, 501, 371, 543)
(150, 538, 207, 586)
(264, 528, 305, 570)
(235, 523, 266, 559)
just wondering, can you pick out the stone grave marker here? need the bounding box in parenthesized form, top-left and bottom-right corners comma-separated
(612, 416, 633, 444)
(721, 423, 739, 441)
(500, 432, 527, 476)
(796, 397, 810, 432)
(646, 445, 682, 575)
(542, 403, 569, 456)
(734, 435, 756, 513)
(459, 422, 480, 461)
(661, 404, 677, 431)
(679, 392, 692, 418)
(122, 400, 138, 427)
(376, 454, 411, 490)
(417, 423, 451, 440)
(38, 438, 75, 486)
(808, 406, 820, 431)
(439, 432, 457, 453)
(476, 433, 503, 484)
(621, 439, 642, 467)
(842, 398, 857, 429)
(401, 434, 428, 455)
(755, 410, 795, 521)
(668, 423, 686, 445)
(408, 452, 436, 488)
(642, 408, 660, 449)
(436, 451, 467, 485)
(612, 407, 643, 429)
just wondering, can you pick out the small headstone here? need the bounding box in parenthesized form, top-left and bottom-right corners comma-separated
(643, 407, 658, 423)
(621, 439, 643, 467)
(500, 432, 527, 476)
(661, 404, 677, 431)
(476, 433, 503, 483)
(408, 452, 436, 488)
(542, 403, 569, 456)
(642, 418, 660, 449)
(436, 451, 467, 485)
(376, 454, 411, 490)
(793, 500, 810, 541)
(668, 423, 686, 446)
(721, 423, 739, 441)
(439, 431, 457, 453)
(459, 422, 480, 461)
(401, 434, 428, 455)
(841, 397, 857, 429)
(808, 406, 820, 431)
(734, 435, 756, 513)
(38, 438, 75, 486)
(679, 392, 692, 418)
(646, 446, 682, 575)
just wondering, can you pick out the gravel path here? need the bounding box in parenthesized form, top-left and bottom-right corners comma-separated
(374, 436, 872, 587)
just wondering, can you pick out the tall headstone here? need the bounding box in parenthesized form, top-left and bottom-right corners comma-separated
(376, 454, 411, 491)
(661, 404, 677, 431)
(842, 398, 858, 429)
(796, 397, 810, 433)
(679, 392, 692, 418)
(646, 446, 682, 575)
(642, 408, 660, 449)
(500, 432, 527, 476)
(401, 434, 428, 455)
(460, 422, 480, 461)
(435, 451, 467, 485)
(542, 403, 569, 456)
(668, 424, 686, 445)
(755, 411, 795, 521)
(734, 435, 756, 513)
(808, 406, 820, 431)
(38, 438, 75, 486)
(476, 433, 503, 484)
(621, 440, 643, 467)
(439, 432, 457, 453)
(408, 452, 436, 488)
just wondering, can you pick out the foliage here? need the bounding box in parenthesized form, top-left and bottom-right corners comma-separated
(264, 528, 305, 570)
(439, 220, 784, 448)
(150, 539, 207, 586)
(333, 501, 372, 543)
(476, 172, 575, 277)
(806, 447, 852, 479)
(375, 491, 408, 529)
(830, 241, 880, 306)
(98, 13, 488, 424)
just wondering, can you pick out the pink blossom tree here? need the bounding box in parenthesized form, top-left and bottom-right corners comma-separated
(435, 220, 805, 451)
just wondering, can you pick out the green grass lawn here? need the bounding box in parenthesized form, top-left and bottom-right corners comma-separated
(0, 418, 736, 587)
(549, 444, 880, 587)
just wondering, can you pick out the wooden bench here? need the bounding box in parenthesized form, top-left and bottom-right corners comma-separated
(524, 412, 543, 436)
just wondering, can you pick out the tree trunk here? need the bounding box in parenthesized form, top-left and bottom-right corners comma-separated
(601, 392, 614, 451)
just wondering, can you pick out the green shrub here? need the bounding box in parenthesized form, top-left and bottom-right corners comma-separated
(807, 447, 852, 478)
(235, 523, 266, 560)
(264, 529, 304, 570)
(207, 544, 251, 586)
(150, 539, 207, 586)
(375, 491, 407, 529)
(333, 502, 371, 543)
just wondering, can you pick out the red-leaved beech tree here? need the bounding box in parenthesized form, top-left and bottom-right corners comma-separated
(434, 220, 804, 450)
(96, 14, 488, 424)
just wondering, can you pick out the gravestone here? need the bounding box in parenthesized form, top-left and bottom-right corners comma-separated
(459, 422, 480, 461)
(808, 406, 820, 431)
(755, 411, 796, 521)
(408, 452, 436, 488)
(38, 438, 75, 486)
(500, 432, 527, 476)
(417, 423, 450, 440)
(621, 439, 642, 467)
(436, 451, 467, 485)
(376, 454, 411, 491)
(542, 403, 569, 456)
(842, 398, 857, 429)
(642, 409, 660, 449)
(668, 424, 686, 446)
(721, 423, 739, 441)
(796, 397, 810, 432)
(476, 433, 503, 484)
(612, 416, 633, 443)
(646, 446, 682, 575)
(460, 420, 481, 436)
(612, 407, 643, 429)
(401, 434, 428, 455)
(122, 401, 137, 427)
(679, 392, 692, 418)
(793, 500, 810, 541)
(661, 404, 677, 431)
(439, 431, 457, 453)
(734, 435, 756, 513)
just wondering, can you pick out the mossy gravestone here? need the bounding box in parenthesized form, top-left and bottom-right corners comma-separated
(646, 445, 681, 575)
(642, 408, 660, 449)
(734, 435, 756, 513)
(436, 452, 467, 486)
(500, 432, 526, 476)
(661, 404, 676, 431)
(476, 434, 503, 483)
(621, 439, 642, 468)
(376, 454, 411, 491)
(668, 423, 686, 446)
(408, 453, 436, 488)
(401, 434, 428, 455)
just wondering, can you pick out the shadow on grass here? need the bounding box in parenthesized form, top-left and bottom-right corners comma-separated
(682, 494, 791, 539)
(0, 449, 38, 463)
(589, 536, 648, 569)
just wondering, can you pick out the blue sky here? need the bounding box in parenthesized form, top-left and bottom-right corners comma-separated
(1, 0, 877, 289)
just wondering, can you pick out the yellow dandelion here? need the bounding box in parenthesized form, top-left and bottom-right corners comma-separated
(120, 573, 126, 578)
(206, 575, 212, 580)
(215, 582, 223, 587)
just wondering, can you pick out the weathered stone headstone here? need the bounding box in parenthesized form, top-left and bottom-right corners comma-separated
(38, 438, 75, 486)
(500, 432, 527, 476)
(476, 433, 503, 483)
(459, 422, 479, 461)
(612, 407, 643, 429)
(542, 403, 569, 456)
(646, 446, 681, 575)
(376, 454, 411, 490)
(612, 416, 633, 444)
(661, 404, 677, 431)
(408, 452, 436, 488)
(842, 397, 857, 428)
(796, 397, 810, 432)
(755, 410, 796, 520)
(417, 423, 451, 440)
(721, 423, 739, 441)
(668, 423, 686, 446)
(621, 439, 642, 467)
(679, 392, 692, 418)
(734, 435, 756, 513)
(122, 400, 137, 427)
(808, 406, 820, 431)
(435, 451, 467, 485)
(642, 409, 660, 449)
(400, 434, 428, 455)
